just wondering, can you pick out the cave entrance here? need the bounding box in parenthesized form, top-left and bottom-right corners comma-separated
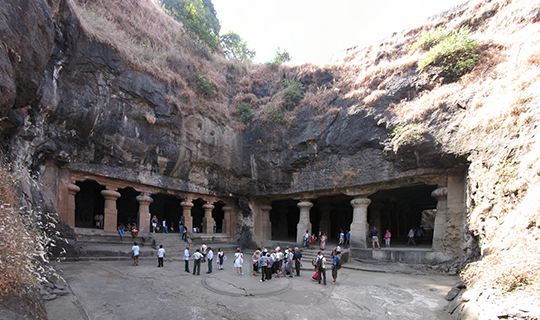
(313, 196, 353, 243)
(117, 187, 140, 228)
(269, 199, 299, 241)
(368, 184, 438, 247)
(212, 201, 225, 233)
(74, 180, 106, 229)
(191, 199, 205, 233)
(149, 193, 182, 233)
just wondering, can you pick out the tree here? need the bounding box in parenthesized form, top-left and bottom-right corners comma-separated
(158, 0, 221, 52)
(220, 31, 256, 62)
(266, 47, 291, 67)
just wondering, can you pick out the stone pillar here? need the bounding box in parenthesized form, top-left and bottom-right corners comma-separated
(319, 205, 331, 239)
(296, 200, 313, 245)
(350, 197, 371, 249)
(101, 189, 121, 232)
(66, 183, 80, 228)
(260, 205, 272, 242)
(181, 200, 194, 236)
(136, 193, 153, 234)
(203, 203, 215, 234)
(431, 187, 448, 251)
(222, 206, 233, 236)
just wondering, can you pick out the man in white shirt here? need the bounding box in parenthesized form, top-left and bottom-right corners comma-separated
(157, 245, 166, 267)
(206, 247, 214, 274)
(303, 230, 310, 248)
(131, 242, 140, 266)
(192, 249, 203, 275)
(183, 246, 190, 273)
(317, 252, 327, 285)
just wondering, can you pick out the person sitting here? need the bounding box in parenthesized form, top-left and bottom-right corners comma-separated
(118, 224, 125, 238)
(131, 224, 138, 238)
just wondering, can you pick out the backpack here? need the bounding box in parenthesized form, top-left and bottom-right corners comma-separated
(336, 257, 342, 270)
(312, 257, 317, 267)
(316, 257, 323, 269)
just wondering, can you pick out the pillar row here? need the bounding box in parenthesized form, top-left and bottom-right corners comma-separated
(181, 200, 194, 236)
(350, 197, 371, 249)
(66, 183, 80, 228)
(101, 189, 121, 232)
(136, 193, 153, 234)
(203, 203, 215, 234)
(296, 200, 313, 245)
(431, 187, 448, 251)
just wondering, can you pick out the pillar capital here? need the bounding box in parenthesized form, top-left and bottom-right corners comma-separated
(431, 187, 448, 201)
(181, 200, 194, 208)
(67, 183, 80, 195)
(136, 194, 154, 205)
(297, 201, 313, 209)
(260, 205, 272, 211)
(101, 189, 120, 200)
(203, 203, 215, 210)
(350, 197, 371, 208)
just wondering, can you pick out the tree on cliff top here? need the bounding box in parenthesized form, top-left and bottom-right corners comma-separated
(158, 0, 221, 52)
(220, 31, 256, 63)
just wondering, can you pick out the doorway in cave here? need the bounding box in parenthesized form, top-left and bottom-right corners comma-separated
(74, 180, 106, 229)
(149, 193, 182, 232)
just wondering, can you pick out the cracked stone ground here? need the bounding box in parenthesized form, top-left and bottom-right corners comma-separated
(46, 259, 455, 320)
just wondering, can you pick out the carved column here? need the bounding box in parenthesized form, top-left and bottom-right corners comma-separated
(260, 205, 272, 242)
(431, 187, 448, 251)
(181, 200, 194, 236)
(296, 200, 313, 245)
(203, 203, 215, 234)
(319, 205, 331, 239)
(350, 197, 371, 249)
(66, 183, 80, 228)
(101, 189, 121, 232)
(136, 193, 153, 234)
(222, 206, 232, 235)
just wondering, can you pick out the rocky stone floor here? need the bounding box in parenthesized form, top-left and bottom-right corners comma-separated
(46, 255, 456, 320)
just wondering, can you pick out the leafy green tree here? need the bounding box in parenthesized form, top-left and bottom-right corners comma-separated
(220, 31, 256, 62)
(266, 47, 291, 67)
(158, 0, 221, 52)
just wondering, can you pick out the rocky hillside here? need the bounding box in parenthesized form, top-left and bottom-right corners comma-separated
(1, 0, 540, 318)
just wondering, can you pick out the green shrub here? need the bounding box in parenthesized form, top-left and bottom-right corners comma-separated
(417, 28, 479, 78)
(262, 104, 284, 124)
(282, 79, 304, 110)
(409, 27, 452, 53)
(266, 48, 291, 68)
(236, 102, 253, 124)
(190, 69, 215, 98)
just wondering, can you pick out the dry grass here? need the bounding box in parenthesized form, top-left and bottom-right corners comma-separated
(0, 166, 35, 298)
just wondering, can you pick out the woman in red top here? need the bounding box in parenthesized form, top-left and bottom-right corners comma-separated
(310, 234, 317, 250)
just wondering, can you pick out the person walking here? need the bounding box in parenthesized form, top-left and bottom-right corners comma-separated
(131, 242, 140, 266)
(345, 230, 350, 248)
(162, 219, 168, 234)
(332, 251, 339, 284)
(157, 245, 165, 267)
(183, 246, 190, 273)
(384, 229, 391, 248)
(217, 248, 224, 270)
(317, 252, 327, 285)
(293, 247, 302, 277)
(206, 247, 213, 274)
(192, 249, 202, 275)
(259, 252, 268, 282)
(234, 248, 244, 275)
(339, 229, 345, 246)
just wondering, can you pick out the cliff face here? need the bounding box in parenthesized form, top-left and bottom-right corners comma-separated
(1, 0, 540, 317)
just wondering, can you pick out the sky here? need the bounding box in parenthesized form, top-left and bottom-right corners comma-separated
(212, 0, 468, 65)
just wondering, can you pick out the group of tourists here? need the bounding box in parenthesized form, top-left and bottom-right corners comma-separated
(310, 250, 341, 285)
(407, 226, 425, 246)
(303, 229, 351, 250)
(183, 244, 225, 275)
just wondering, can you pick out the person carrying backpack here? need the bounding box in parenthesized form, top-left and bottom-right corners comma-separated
(317, 252, 327, 285)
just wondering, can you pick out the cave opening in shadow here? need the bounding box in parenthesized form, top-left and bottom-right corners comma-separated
(75, 180, 105, 229)
(149, 193, 182, 233)
(368, 184, 438, 247)
(117, 187, 140, 228)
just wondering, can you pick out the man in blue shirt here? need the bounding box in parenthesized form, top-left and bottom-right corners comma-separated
(332, 251, 339, 284)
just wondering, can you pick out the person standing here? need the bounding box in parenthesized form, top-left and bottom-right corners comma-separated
(259, 252, 268, 282)
(118, 224, 125, 238)
(206, 247, 213, 274)
(293, 247, 302, 276)
(317, 252, 327, 285)
(192, 249, 202, 275)
(131, 242, 140, 266)
(320, 233, 328, 251)
(407, 228, 417, 246)
(310, 233, 317, 250)
(162, 219, 168, 234)
(332, 251, 339, 284)
(234, 248, 244, 275)
(339, 229, 345, 246)
(182, 226, 187, 240)
(252, 250, 260, 276)
(370, 226, 380, 249)
(157, 245, 165, 267)
(303, 230, 310, 248)
(345, 230, 350, 248)
(201, 243, 208, 262)
(183, 246, 190, 273)
(384, 229, 392, 248)
(217, 248, 224, 270)
(151, 215, 158, 233)
(178, 220, 183, 235)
